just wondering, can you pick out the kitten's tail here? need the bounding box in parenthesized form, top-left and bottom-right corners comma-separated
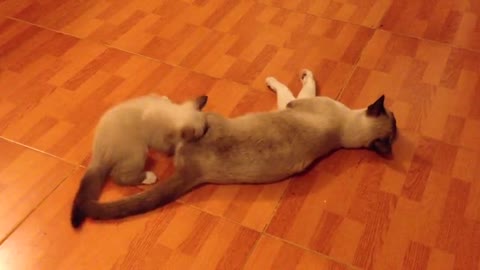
(78, 173, 201, 221)
(70, 165, 109, 229)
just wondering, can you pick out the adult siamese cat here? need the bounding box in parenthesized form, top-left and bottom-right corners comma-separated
(71, 94, 209, 228)
(71, 69, 397, 228)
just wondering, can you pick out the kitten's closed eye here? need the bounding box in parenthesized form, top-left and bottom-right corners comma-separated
(181, 127, 196, 141)
(181, 124, 207, 141)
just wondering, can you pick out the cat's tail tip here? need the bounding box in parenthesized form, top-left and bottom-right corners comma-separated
(71, 205, 86, 229)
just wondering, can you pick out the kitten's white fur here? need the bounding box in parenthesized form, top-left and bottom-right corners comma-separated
(70, 94, 208, 227)
(92, 94, 207, 185)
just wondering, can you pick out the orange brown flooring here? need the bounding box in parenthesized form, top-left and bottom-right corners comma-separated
(0, 0, 479, 269)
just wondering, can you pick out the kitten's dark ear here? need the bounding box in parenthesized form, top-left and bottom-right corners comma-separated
(370, 138, 392, 156)
(193, 95, 208, 111)
(367, 95, 386, 117)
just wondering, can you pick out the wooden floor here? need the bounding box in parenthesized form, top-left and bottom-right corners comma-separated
(0, 0, 479, 269)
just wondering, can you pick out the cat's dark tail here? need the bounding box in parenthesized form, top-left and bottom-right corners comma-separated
(79, 173, 201, 221)
(71, 165, 109, 229)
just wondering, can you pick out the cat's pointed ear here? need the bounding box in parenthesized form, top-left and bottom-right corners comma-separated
(367, 95, 386, 117)
(193, 95, 208, 111)
(370, 138, 392, 156)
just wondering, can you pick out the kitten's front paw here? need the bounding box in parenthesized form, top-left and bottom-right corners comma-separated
(266, 77, 280, 92)
(300, 69, 313, 84)
(142, 171, 157, 185)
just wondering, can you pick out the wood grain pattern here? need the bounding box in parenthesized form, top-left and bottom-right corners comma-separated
(244, 235, 354, 270)
(0, 169, 260, 270)
(0, 0, 479, 269)
(0, 138, 74, 243)
(381, 0, 480, 51)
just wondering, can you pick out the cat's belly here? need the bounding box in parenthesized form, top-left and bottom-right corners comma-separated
(200, 147, 318, 184)
(178, 114, 338, 184)
(209, 160, 312, 184)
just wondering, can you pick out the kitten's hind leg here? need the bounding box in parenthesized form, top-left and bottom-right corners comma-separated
(266, 76, 295, 110)
(113, 168, 158, 186)
(112, 169, 155, 186)
(111, 153, 157, 186)
(297, 69, 316, 99)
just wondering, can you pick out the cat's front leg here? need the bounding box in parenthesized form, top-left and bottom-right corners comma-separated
(265, 76, 295, 110)
(297, 69, 316, 99)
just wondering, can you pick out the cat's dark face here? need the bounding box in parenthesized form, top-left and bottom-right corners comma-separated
(366, 95, 398, 157)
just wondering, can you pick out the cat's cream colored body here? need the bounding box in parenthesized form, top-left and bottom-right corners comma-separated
(179, 99, 374, 184)
(72, 70, 397, 226)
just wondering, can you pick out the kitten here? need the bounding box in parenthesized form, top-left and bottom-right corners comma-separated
(70, 94, 208, 228)
(71, 69, 397, 227)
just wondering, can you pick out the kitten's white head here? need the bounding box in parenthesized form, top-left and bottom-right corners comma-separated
(177, 95, 209, 141)
(142, 95, 209, 142)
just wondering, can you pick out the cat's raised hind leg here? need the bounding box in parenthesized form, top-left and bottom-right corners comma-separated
(266, 76, 295, 110)
(297, 69, 316, 99)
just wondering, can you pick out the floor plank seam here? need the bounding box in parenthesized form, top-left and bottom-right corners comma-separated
(261, 184, 289, 233)
(334, 27, 375, 101)
(335, 60, 358, 102)
(0, 166, 80, 246)
(8, 8, 480, 56)
(6, 7, 480, 71)
(251, 1, 381, 30)
(178, 197, 267, 233)
(250, 3, 480, 54)
(240, 229, 263, 270)
(5, 16, 288, 95)
(0, 136, 82, 168)
(5, 17, 213, 78)
(264, 232, 363, 270)
(375, 28, 480, 54)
